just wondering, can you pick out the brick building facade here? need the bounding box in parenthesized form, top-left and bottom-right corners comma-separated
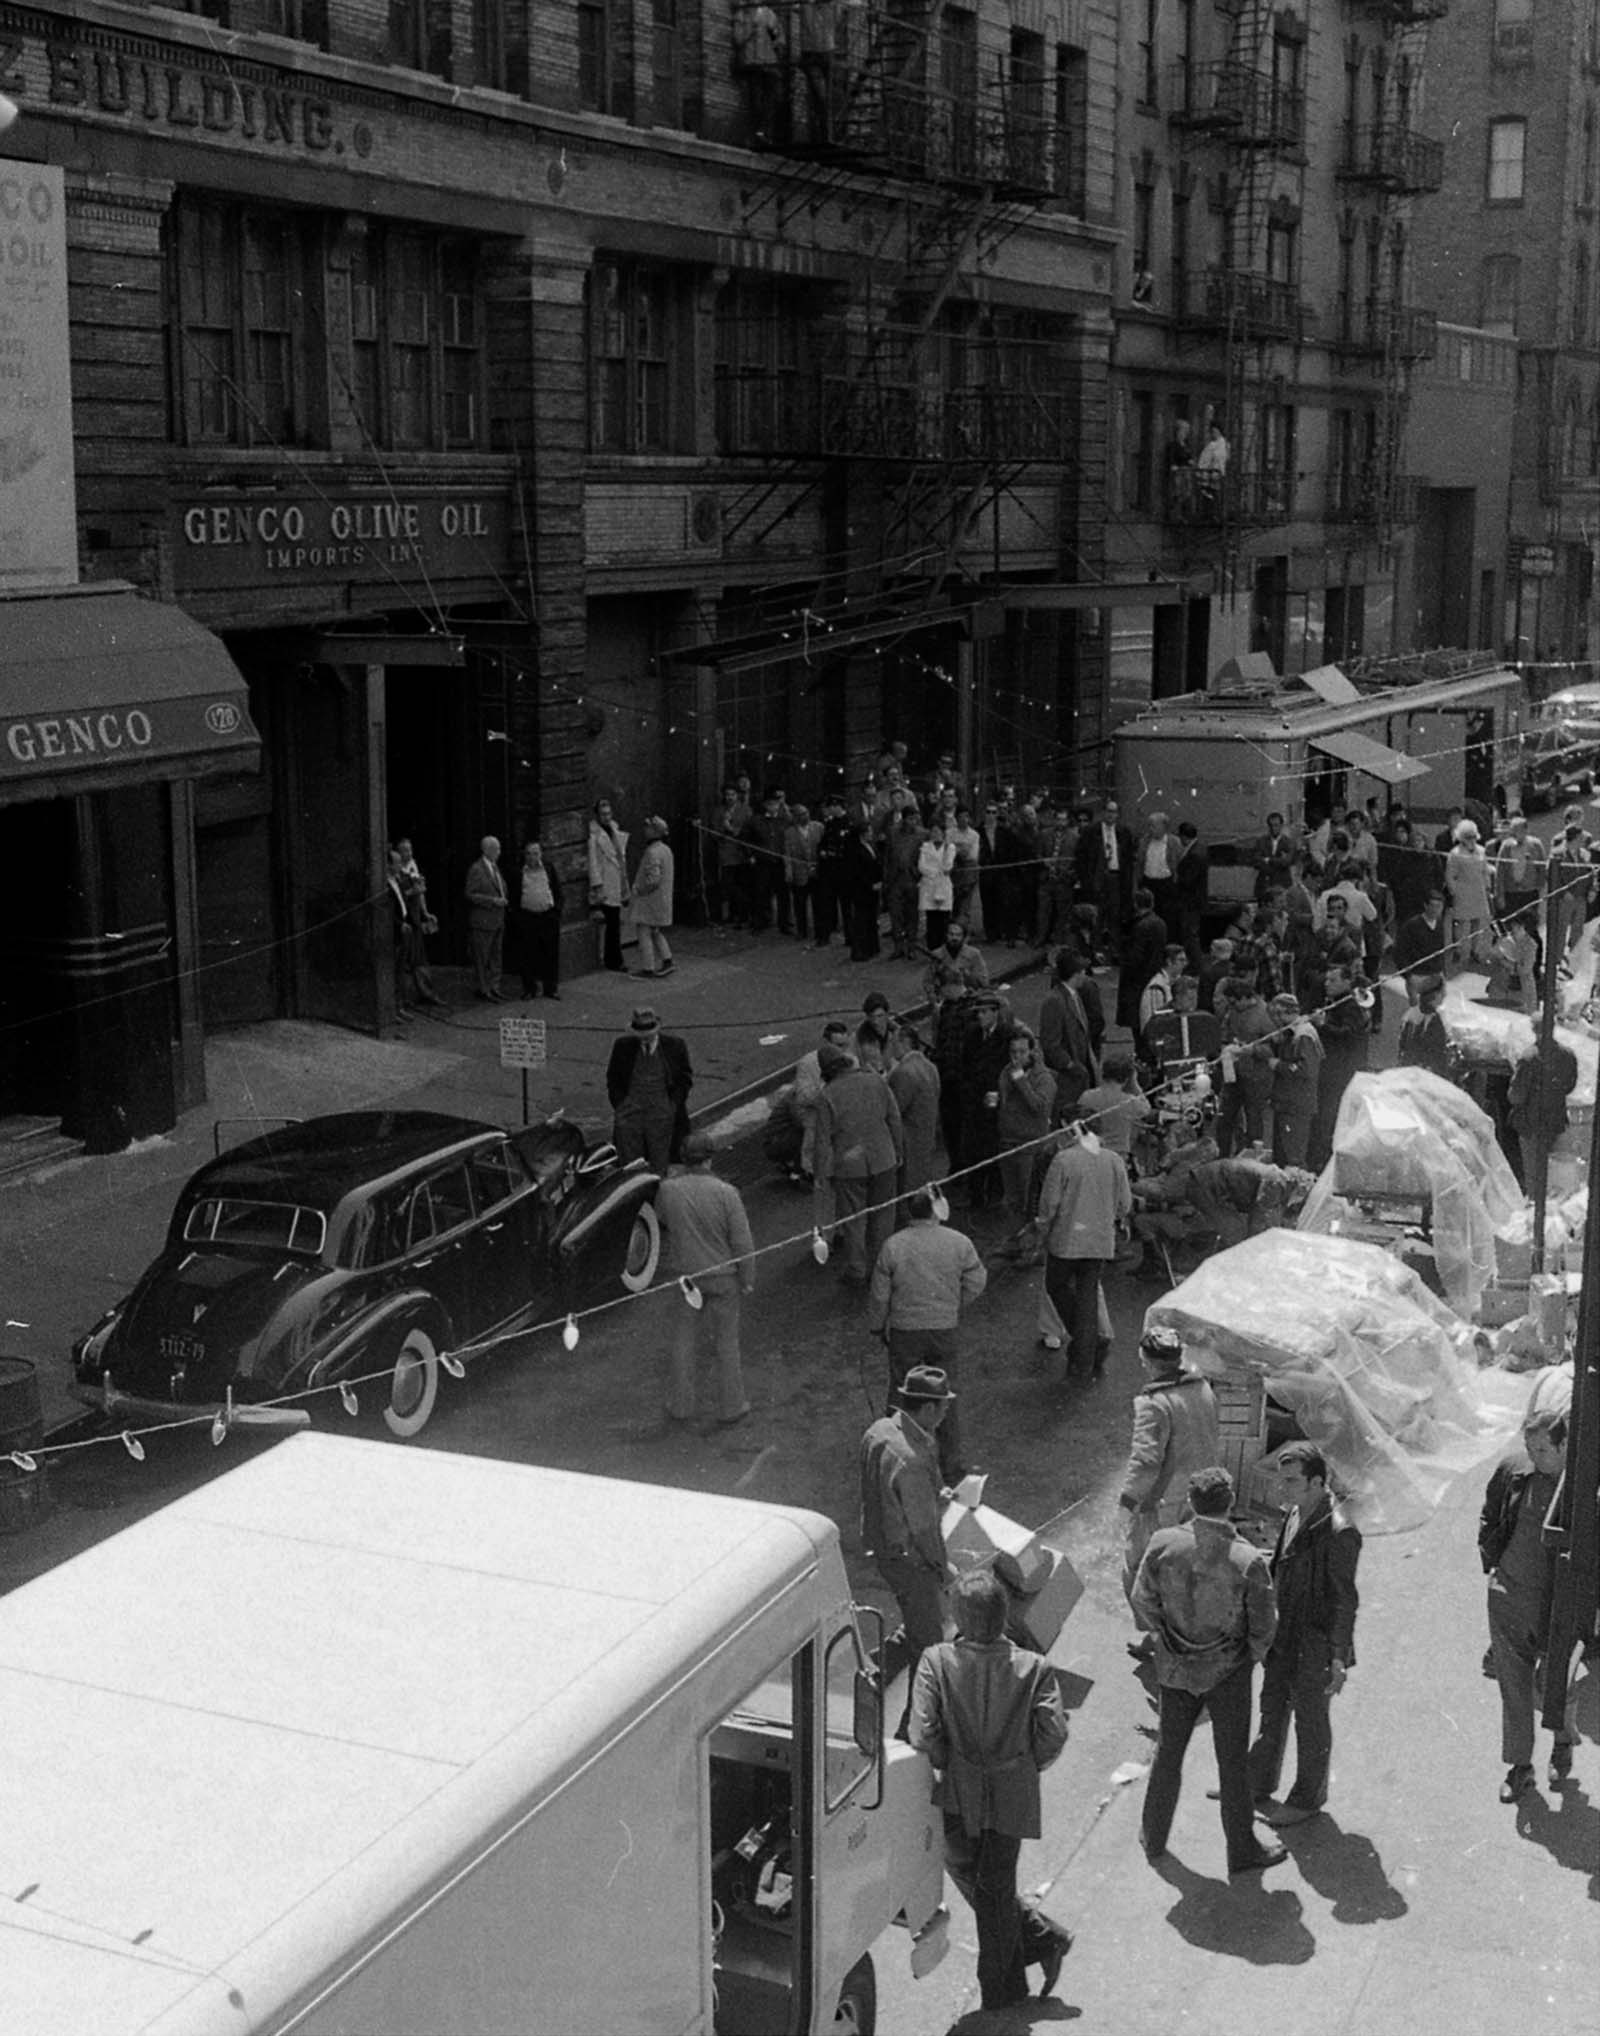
(2, 1, 1135, 1151)
(1103, 0, 1449, 712)
(1409, 0, 1600, 668)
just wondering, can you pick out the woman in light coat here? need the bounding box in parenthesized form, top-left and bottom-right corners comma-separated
(587, 798, 630, 972)
(632, 816, 676, 978)
(918, 823, 958, 950)
(1444, 819, 1493, 971)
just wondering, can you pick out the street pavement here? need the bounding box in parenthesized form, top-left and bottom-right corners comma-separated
(878, 1424, 1598, 2035)
(2, 918, 1595, 2032)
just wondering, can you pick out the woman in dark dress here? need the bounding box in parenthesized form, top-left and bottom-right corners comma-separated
(840, 818, 882, 961)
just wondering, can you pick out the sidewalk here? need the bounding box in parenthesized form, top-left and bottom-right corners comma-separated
(1, 925, 1045, 1436)
(880, 1415, 1597, 2035)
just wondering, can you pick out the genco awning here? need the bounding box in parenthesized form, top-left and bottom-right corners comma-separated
(1, 582, 259, 806)
(1309, 728, 1431, 786)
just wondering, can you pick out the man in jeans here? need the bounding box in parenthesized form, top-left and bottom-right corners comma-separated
(1035, 1115, 1130, 1380)
(909, 1571, 1075, 2012)
(1131, 1466, 1288, 1877)
(867, 1187, 987, 1482)
(1247, 1443, 1362, 1826)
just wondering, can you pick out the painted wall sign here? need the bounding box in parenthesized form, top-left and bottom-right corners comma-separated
(0, 25, 373, 161)
(0, 158, 76, 590)
(171, 489, 512, 591)
(0, 693, 255, 786)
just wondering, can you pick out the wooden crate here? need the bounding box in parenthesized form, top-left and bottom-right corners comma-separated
(1212, 1371, 1267, 1494)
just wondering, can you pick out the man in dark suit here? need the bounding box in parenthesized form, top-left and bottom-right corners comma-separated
(606, 1006, 693, 1173)
(1247, 1443, 1362, 1826)
(1116, 887, 1170, 1031)
(1037, 946, 1100, 1123)
(1075, 798, 1135, 958)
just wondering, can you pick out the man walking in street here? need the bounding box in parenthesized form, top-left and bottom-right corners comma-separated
(860, 1365, 956, 1689)
(1131, 1466, 1288, 1877)
(1118, 1329, 1221, 1618)
(815, 1045, 904, 1285)
(605, 1006, 693, 1174)
(464, 834, 508, 999)
(1247, 1443, 1363, 1825)
(1479, 1407, 1578, 1801)
(1035, 1117, 1131, 1381)
(868, 1187, 987, 1483)
(909, 1570, 1075, 2013)
(654, 1130, 756, 1428)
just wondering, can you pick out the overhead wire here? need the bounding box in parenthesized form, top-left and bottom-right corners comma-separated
(19, 868, 1598, 1475)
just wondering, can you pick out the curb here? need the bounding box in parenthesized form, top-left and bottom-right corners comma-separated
(689, 948, 1054, 1136)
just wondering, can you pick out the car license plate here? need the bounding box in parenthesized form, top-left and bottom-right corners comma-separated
(159, 1333, 205, 1364)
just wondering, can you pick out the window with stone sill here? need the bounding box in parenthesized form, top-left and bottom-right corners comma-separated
(258, 1, 329, 44)
(1487, 117, 1526, 202)
(349, 230, 484, 452)
(168, 196, 310, 450)
(1492, 0, 1533, 64)
(588, 260, 692, 455)
(388, 0, 453, 80)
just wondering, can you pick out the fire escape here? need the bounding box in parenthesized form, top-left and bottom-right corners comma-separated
(1164, 0, 1311, 586)
(700, 3, 1075, 668)
(1331, 0, 1448, 552)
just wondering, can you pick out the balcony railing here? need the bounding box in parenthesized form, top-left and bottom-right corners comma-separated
(1325, 472, 1422, 526)
(773, 50, 1074, 201)
(1172, 266, 1304, 340)
(1161, 469, 1297, 528)
(1334, 299, 1440, 362)
(1166, 62, 1306, 151)
(1337, 125, 1445, 195)
(1354, 0, 1450, 22)
(816, 332, 1073, 464)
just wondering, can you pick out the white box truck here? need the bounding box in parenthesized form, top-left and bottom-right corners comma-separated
(0, 1434, 948, 2035)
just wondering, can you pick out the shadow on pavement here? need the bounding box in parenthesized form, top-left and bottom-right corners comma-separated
(948, 2000, 1079, 2032)
(1282, 1816, 1409, 1924)
(1151, 1856, 1316, 1964)
(1515, 1781, 1600, 1894)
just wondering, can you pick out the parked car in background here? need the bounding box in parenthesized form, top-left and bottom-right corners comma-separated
(1520, 720, 1599, 810)
(72, 1112, 661, 1438)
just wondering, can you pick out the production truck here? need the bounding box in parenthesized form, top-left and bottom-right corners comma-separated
(1114, 659, 1527, 847)
(0, 1434, 949, 2035)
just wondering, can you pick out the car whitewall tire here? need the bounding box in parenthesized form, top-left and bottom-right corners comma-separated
(383, 1325, 440, 1438)
(621, 1201, 661, 1292)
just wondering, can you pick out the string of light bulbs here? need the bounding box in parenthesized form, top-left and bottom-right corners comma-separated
(13, 884, 1594, 1479)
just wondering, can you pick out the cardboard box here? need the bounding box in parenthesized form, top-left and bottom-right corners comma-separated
(1494, 1234, 1534, 1284)
(997, 1547, 1085, 1654)
(1477, 1278, 1530, 1328)
(941, 1499, 1083, 1651)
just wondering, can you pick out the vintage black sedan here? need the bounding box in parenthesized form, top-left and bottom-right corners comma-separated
(72, 1111, 661, 1439)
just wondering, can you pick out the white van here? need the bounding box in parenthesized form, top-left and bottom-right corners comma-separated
(0, 1434, 947, 2034)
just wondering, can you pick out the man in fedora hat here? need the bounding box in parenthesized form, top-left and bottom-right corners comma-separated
(606, 1006, 693, 1173)
(860, 1364, 956, 1687)
(1118, 1328, 1221, 1624)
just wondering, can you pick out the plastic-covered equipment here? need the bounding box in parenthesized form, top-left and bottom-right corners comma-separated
(1298, 1067, 1523, 1318)
(1145, 1229, 1508, 1533)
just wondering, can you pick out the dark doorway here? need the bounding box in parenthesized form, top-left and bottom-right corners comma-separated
(386, 661, 484, 968)
(1251, 557, 1289, 674)
(1414, 488, 1475, 646)
(0, 800, 78, 1118)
